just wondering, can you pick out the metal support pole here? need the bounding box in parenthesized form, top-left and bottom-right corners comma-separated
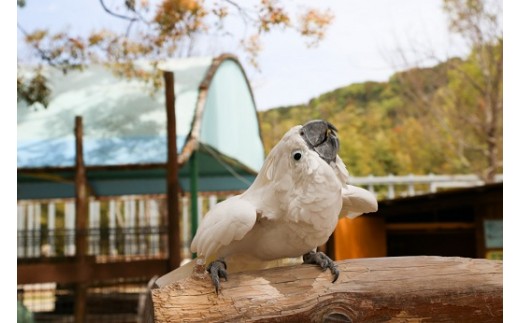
(190, 151, 199, 258)
(164, 71, 182, 271)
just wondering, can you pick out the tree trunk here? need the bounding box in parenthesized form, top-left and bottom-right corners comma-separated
(151, 256, 502, 322)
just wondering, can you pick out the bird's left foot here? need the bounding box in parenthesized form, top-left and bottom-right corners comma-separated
(303, 251, 339, 283)
(206, 259, 227, 294)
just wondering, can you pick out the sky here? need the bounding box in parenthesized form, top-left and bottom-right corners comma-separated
(249, 0, 470, 110)
(16, 0, 472, 111)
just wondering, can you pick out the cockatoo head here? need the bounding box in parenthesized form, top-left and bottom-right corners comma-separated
(261, 120, 341, 183)
(299, 119, 339, 165)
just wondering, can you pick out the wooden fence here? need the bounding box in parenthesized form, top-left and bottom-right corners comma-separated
(17, 193, 232, 263)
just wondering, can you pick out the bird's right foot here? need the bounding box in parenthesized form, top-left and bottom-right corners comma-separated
(303, 251, 340, 283)
(206, 259, 227, 294)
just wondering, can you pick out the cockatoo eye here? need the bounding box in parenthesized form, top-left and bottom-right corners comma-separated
(293, 151, 302, 161)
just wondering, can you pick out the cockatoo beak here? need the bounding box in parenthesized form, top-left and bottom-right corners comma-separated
(300, 120, 339, 164)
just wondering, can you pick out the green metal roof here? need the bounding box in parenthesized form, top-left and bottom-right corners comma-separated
(18, 144, 257, 199)
(17, 54, 264, 199)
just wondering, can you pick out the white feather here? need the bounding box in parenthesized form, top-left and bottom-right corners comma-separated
(190, 195, 257, 258)
(340, 184, 378, 218)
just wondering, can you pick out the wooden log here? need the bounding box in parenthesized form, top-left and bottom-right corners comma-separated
(151, 256, 502, 322)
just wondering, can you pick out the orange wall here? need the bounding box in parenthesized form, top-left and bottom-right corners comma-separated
(334, 215, 387, 260)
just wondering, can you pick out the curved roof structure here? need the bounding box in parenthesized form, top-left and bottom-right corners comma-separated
(17, 54, 265, 199)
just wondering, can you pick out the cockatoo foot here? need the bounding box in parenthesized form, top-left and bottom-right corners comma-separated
(206, 260, 227, 294)
(303, 251, 340, 283)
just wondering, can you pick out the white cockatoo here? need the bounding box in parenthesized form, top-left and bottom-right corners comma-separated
(155, 120, 377, 293)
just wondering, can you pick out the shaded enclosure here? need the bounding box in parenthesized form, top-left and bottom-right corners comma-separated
(333, 183, 503, 261)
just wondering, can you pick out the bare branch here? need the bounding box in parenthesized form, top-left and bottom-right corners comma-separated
(99, 0, 138, 22)
(223, 0, 256, 22)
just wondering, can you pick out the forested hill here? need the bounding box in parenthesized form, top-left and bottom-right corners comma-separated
(258, 43, 502, 180)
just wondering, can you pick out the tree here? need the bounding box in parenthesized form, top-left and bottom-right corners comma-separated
(389, 0, 502, 182)
(17, 0, 334, 107)
(441, 0, 502, 183)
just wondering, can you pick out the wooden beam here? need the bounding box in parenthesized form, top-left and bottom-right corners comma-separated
(151, 256, 502, 322)
(18, 163, 167, 174)
(164, 71, 182, 271)
(74, 116, 88, 322)
(74, 116, 88, 261)
(17, 259, 170, 285)
(386, 222, 476, 231)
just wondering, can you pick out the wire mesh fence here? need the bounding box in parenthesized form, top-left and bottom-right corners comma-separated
(17, 227, 169, 261)
(17, 196, 169, 260)
(17, 193, 233, 262)
(18, 278, 153, 323)
(17, 192, 234, 322)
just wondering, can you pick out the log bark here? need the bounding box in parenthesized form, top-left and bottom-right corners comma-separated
(151, 256, 502, 322)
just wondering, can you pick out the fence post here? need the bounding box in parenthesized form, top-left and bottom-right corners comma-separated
(74, 115, 88, 323)
(64, 202, 75, 256)
(197, 195, 203, 226)
(108, 200, 117, 256)
(27, 204, 34, 258)
(34, 203, 41, 257)
(387, 174, 395, 199)
(164, 71, 182, 270)
(48, 203, 56, 256)
(138, 199, 146, 255)
(88, 200, 100, 255)
(367, 174, 375, 194)
(181, 196, 190, 259)
(429, 173, 436, 193)
(124, 198, 137, 256)
(149, 199, 160, 256)
(17, 204, 25, 258)
(209, 195, 218, 209)
(407, 174, 415, 196)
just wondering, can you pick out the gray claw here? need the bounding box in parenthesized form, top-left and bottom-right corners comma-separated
(206, 260, 227, 294)
(303, 251, 340, 283)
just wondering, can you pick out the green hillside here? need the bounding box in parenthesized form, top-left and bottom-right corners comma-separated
(258, 42, 502, 181)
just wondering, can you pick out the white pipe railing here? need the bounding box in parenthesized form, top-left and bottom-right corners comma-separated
(350, 173, 503, 199)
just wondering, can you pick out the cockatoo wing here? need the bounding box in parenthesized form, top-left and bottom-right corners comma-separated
(333, 155, 378, 218)
(190, 195, 257, 258)
(341, 184, 378, 218)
